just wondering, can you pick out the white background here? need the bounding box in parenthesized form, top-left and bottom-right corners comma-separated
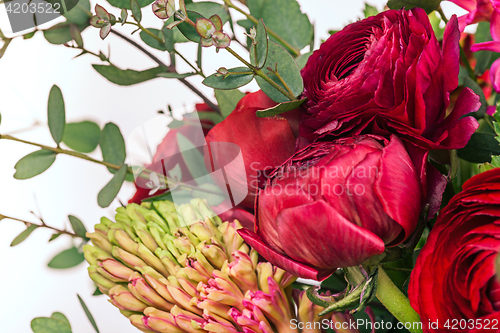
(0, 1, 465, 332)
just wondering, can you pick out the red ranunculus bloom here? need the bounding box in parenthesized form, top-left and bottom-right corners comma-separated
(239, 135, 422, 280)
(409, 168, 500, 331)
(300, 8, 480, 151)
(204, 90, 298, 209)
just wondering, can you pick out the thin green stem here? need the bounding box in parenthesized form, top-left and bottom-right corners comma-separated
(124, 22, 164, 43)
(347, 266, 423, 333)
(222, 0, 301, 57)
(0, 134, 223, 196)
(0, 134, 125, 171)
(437, 6, 476, 81)
(109, 29, 220, 113)
(376, 267, 422, 333)
(226, 47, 297, 100)
(268, 67, 295, 97)
(0, 214, 81, 238)
(175, 50, 205, 77)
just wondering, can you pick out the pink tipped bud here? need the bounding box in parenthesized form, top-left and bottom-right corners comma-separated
(143, 307, 185, 333)
(98, 258, 135, 282)
(223, 251, 258, 293)
(109, 285, 148, 312)
(129, 272, 175, 312)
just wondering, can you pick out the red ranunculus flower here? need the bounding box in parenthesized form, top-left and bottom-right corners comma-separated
(239, 135, 422, 280)
(409, 168, 500, 331)
(300, 8, 480, 151)
(204, 90, 298, 209)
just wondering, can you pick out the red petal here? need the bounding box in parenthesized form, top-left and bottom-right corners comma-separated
(276, 201, 385, 269)
(237, 228, 334, 281)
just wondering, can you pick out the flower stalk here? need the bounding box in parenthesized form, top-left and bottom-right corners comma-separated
(347, 266, 423, 333)
(222, 0, 301, 56)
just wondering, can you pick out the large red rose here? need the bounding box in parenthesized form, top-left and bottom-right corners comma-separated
(300, 8, 480, 151)
(409, 168, 500, 332)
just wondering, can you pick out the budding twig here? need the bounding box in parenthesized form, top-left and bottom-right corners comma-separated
(109, 29, 220, 113)
(0, 133, 224, 197)
(222, 0, 301, 57)
(225, 47, 297, 101)
(0, 214, 81, 238)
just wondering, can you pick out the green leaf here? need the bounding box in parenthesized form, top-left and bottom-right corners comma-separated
(107, 0, 153, 10)
(187, 2, 229, 23)
(77, 295, 100, 333)
(130, 0, 142, 23)
(158, 72, 197, 78)
(363, 3, 379, 17)
(177, 133, 210, 185)
(97, 165, 128, 208)
(14, 150, 57, 180)
(176, 11, 205, 42)
(251, 19, 269, 69)
(140, 28, 167, 51)
(252, 41, 304, 102)
(43, 22, 90, 45)
(93, 287, 103, 296)
(31, 312, 72, 333)
(214, 89, 245, 118)
(10, 225, 38, 247)
(203, 67, 254, 90)
(64, 0, 91, 25)
(92, 65, 168, 86)
(475, 22, 493, 76)
(162, 25, 175, 52)
(62, 121, 101, 153)
(249, 0, 313, 51)
(48, 85, 66, 144)
(100, 123, 126, 173)
(68, 215, 88, 240)
(49, 233, 62, 242)
(457, 132, 500, 163)
(50, 313, 71, 327)
(256, 98, 306, 117)
(295, 51, 312, 70)
(464, 76, 486, 117)
(197, 42, 203, 70)
(386, 0, 441, 13)
(70, 24, 84, 48)
(23, 31, 37, 39)
(48, 247, 85, 269)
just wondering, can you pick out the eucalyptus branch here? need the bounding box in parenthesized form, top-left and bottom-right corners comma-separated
(0, 214, 81, 238)
(0, 133, 223, 196)
(109, 29, 220, 113)
(266, 65, 295, 97)
(124, 21, 164, 43)
(437, 7, 476, 81)
(0, 134, 125, 171)
(225, 47, 297, 100)
(175, 50, 205, 77)
(222, 0, 301, 57)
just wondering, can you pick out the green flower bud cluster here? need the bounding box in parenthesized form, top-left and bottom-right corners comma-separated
(84, 199, 301, 333)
